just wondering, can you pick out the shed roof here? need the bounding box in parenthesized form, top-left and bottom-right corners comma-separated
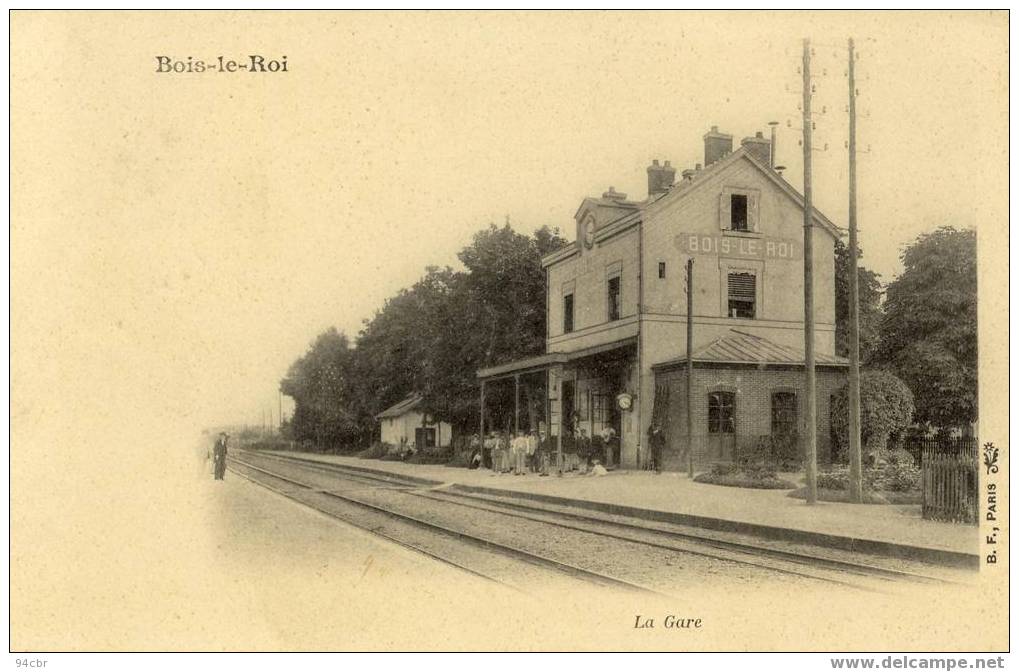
(375, 393, 423, 419)
(652, 329, 848, 371)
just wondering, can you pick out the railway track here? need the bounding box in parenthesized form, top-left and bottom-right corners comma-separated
(228, 454, 668, 598)
(231, 449, 964, 594)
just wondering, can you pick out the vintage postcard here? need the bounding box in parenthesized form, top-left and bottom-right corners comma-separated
(9, 10, 1009, 657)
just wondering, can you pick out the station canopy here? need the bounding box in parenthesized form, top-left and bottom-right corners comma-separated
(476, 337, 637, 383)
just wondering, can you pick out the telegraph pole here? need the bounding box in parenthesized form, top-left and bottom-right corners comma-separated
(847, 37, 863, 503)
(686, 257, 695, 478)
(802, 38, 818, 504)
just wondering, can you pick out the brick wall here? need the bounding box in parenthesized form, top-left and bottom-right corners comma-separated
(653, 365, 847, 471)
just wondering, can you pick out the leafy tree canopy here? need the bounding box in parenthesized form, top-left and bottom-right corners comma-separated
(833, 239, 883, 362)
(873, 226, 976, 429)
(830, 369, 915, 457)
(283, 224, 567, 449)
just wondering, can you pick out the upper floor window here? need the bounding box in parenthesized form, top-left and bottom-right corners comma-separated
(607, 276, 621, 321)
(727, 272, 756, 319)
(720, 188, 759, 232)
(658, 262, 666, 279)
(708, 391, 735, 434)
(563, 293, 575, 333)
(730, 194, 749, 231)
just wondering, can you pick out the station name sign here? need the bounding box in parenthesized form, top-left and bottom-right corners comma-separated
(676, 233, 802, 261)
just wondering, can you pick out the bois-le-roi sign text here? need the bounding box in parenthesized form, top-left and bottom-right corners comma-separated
(676, 232, 803, 261)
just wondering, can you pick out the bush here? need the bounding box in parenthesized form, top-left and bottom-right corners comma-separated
(694, 470, 796, 490)
(814, 463, 921, 493)
(710, 462, 738, 476)
(379, 443, 407, 461)
(831, 371, 915, 459)
(735, 435, 802, 473)
(736, 437, 771, 470)
(881, 447, 916, 467)
(871, 463, 921, 492)
(407, 448, 453, 465)
(742, 463, 777, 480)
(768, 433, 802, 471)
(356, 442, 391, 459)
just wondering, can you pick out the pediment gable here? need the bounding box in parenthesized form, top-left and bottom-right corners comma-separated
(646, 148, 843, 239)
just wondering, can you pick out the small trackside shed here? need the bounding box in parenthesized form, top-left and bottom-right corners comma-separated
(376, 394, 452, 449)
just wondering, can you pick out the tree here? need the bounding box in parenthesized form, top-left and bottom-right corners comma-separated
(279, 223, 568, 448)
(351, 265, 464, 437)
(279, 328, 360, 448)
(873, 227, 977, 429)
(418, 224, 567, 432)
(833, 239, 883, 362)
(830, 370, 915, 459)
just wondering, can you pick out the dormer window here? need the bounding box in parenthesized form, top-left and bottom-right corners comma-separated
(730, 194, 748, 231)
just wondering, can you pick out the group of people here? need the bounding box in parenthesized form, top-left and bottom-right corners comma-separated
(560, 426, 614, 474)
(470, 430, 549, 475)
(466, 423, 620, 477)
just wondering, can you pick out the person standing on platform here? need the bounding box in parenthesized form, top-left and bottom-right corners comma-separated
(648, 424, 665, 474)
(468, 433, 483, 469)
(600, 426, 617, 468)
(577, 428, 592, 473)
(536, 430, 551, 476)
(483, 432, 497, 470)
(212, 432, 229, 481)
(494, 431, 509, 473)
(526, 429, 538, 473)
(511, 432, 525, 475)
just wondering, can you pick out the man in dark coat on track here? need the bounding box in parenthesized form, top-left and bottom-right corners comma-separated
(212, 432, 229, 480)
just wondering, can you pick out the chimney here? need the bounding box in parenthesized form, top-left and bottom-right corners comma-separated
(703, 126, 733, 166)
(602, 186, 627, 201)
(646, 159, 676, 197)
(741, 131, 772, 166)
(768, 121, 779, 167)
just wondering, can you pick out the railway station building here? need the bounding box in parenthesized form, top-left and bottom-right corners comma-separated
(478, 126, 848, 470)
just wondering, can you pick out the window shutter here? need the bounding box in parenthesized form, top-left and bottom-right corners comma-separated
(748, 192, 760, 231)
(719, 191, 731, 230)
(728, 272, 756, 299)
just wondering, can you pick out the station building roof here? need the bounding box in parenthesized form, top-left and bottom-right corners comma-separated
(652, 329, 848, 373)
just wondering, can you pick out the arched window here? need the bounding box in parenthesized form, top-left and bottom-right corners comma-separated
(771, 392, 798, 436)
(708, 391, 735, 434)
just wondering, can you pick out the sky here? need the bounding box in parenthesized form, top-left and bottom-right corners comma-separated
(11, 11, 1008, 434)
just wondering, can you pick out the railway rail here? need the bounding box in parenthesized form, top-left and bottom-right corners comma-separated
(230, 449, 964, 595)
(228, 454, 667, 597)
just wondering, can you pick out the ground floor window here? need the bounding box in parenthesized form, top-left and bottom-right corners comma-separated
(708, 391, 735, 433)
(771, 392, 798, 435)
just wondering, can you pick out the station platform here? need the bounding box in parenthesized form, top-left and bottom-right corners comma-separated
(263, 450, 979, 567)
